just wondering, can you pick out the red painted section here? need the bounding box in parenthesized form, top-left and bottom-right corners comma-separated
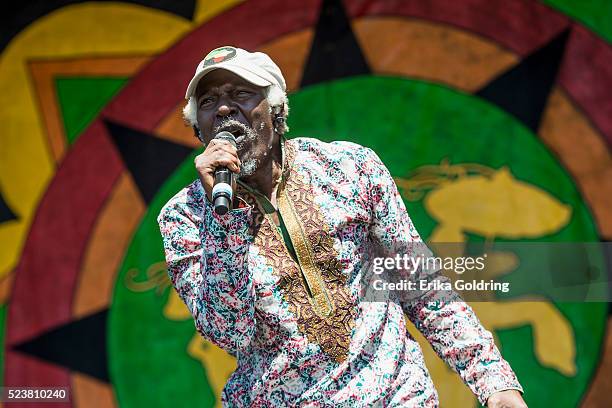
(3, 351, 71, 408)
(558, 25, 612, 142)
(346, 0, 569, 55)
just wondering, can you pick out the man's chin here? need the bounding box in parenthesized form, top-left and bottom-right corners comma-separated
(238, 158, 259, 178)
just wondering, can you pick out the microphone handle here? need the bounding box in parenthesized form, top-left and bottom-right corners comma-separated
(212, 167, 234, 215)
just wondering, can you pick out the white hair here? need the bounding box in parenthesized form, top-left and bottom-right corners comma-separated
(183, 83, 289, 138)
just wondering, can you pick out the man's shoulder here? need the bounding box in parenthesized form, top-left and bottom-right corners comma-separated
(157, 179, 204, 224)
(289, 137, 376, 163)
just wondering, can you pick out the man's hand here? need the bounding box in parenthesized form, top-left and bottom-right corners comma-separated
(486, 390, 527, 407)
(194, 138, 241, 201)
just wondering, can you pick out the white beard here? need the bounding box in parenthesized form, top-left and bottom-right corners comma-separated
(213, 119, 262, 178)
(239, 158, 259, 177)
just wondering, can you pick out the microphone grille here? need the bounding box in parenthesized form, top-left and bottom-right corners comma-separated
(214, 131, 237, 147)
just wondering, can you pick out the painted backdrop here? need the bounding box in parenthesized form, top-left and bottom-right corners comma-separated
(1, 0, 611, 407)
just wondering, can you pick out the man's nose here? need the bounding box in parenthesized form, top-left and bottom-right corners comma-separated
(216, 98, 237, 118)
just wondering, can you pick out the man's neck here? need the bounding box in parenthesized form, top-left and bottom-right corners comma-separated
(240, 141, 283, 201)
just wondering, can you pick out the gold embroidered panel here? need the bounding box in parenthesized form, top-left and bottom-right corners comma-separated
(236, 143, 356, 363)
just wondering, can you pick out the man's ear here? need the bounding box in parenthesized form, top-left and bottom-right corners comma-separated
(193, 126, 203, 143)
(272, 107, 286, 134)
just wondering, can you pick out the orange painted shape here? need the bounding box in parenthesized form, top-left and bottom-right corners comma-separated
(72, 172, 145, 318)
(0, 272, 14, 305)
(28, 56, 152, 162)
(155, 103, 202, 148)
(539, 88, 612, 238)
(354, 18, 518, 92)
(258, 29, 314, 93)
(581, 318, 612, 407)
(578, 170, 612, 238)
(72, 373, 117, 408)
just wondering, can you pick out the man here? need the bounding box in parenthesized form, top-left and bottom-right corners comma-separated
(158, 46, 527, 407)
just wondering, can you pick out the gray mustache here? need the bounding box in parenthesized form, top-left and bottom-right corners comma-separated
(214, 119, 250, 134)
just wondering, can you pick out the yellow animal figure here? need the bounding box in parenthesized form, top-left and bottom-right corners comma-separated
(396, 161, 575, 407)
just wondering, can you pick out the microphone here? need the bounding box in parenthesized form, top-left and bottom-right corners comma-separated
(212, 131, 237, 215)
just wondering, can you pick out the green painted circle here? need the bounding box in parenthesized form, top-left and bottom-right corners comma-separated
(108, 76, 606, 408)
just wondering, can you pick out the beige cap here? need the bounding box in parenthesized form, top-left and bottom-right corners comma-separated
(185, 46, 286, 99)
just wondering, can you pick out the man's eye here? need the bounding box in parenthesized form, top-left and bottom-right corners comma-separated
(236, 90, 252, 97)
(199, 97, 214, 107)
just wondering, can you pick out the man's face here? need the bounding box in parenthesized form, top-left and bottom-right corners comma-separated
(195, 69, 277, 177)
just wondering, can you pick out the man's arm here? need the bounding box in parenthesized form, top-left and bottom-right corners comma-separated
(361, 147, 524, 406)
(157, 190, 255, 356)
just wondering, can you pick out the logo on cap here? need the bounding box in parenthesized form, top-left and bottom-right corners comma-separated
(203, 46, 237, 67)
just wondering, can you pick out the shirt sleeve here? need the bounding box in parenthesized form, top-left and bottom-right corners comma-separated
(157, 192, 255, 356)
(361, 147, 523, 405)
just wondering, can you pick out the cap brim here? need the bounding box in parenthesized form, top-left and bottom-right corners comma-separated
(185, 64, 272, 99)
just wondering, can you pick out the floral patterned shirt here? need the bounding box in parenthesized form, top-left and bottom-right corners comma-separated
(157, 137, 523, 407)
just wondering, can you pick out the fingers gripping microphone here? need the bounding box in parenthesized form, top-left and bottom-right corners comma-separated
(212, 131, 237, 215)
